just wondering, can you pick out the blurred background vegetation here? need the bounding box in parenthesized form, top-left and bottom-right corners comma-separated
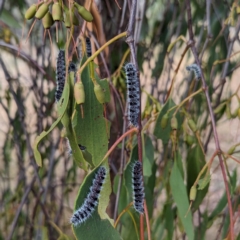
(0, 0, 240, 239)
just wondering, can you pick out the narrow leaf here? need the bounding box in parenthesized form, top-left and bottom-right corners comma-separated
(170, 160, 194, 240)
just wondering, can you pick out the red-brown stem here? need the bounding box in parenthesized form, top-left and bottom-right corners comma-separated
(144, 200, 152, 240)
(101, 127, 138, 163)
(186, 1, 234, 239)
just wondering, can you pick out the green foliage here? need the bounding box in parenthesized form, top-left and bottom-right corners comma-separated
(1, 0, 240, 239)
(170, 155, 194, 240)
(72, 165, 121, 240)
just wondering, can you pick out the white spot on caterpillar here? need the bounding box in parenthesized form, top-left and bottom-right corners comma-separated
(70, 166, 107, 227)
(186, 63, 201, 81)
(124, 63, 140, 127)
(132, 161, 145, 214)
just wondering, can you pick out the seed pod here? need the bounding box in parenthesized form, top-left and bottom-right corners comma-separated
(3, 28, 11, 43)
(94, 83, 105, 104)
(42, 11, 54, 29)
(188, 118, 197, 133)
(189, 186, 197, 201)
(61, 128, 67, 138)
(63, 6, 71, 28)
(25, 4, 37, 20)
(226, 104, 231, 119)
(227, 145, 236, 155)
(52, 2, 62, 21)
(144, 104, 153, 118)
(231, 107, 238, 118)
(238, 108, 240, 119)
(35, 3, 49, 19)
(185, 134, 195, 146)
(160, 113, 169, 129)
(214, 102, 226, 114)
(74, 81, 85, 104)
(72, 11, 79, 26)
(74, 3, 93, 22)
(171, 116, 178, 130)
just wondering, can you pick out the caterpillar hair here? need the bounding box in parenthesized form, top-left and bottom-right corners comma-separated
(55, 50, 66, 102)
(186, 63, 201, 81)
(124, 63, 140, 127)
(85, 37, 92, 57)
(70, 166, 107, 227)
(132, 161, 145, 214)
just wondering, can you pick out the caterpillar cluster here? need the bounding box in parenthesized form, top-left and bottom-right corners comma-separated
(124, 63, 140, 127)
(85, 37, 92, 57)
(55, 50, 77, 102)
(70, 166, 107, 227)
(186, 63, 201, 81)
(55, 50, 66, 102)
(132, 161, 145, 214)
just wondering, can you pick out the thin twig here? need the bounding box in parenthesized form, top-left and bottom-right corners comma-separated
(7, 177, 36, 240)
(113, 106, 128, 221)
(186, 1, 234, 239)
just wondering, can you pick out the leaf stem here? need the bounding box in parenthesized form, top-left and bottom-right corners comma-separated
(99, 128, 138, 166)
(77, 32, 127, 75)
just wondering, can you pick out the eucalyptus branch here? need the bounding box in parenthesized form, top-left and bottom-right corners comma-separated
(186, 1, 234, 239)
(125, 0, 148, 239)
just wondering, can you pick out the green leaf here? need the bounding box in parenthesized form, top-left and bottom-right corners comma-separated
(198, 174, 211, 190)
(186, 144, 209, 210)
(144, 161, 157, 218)
(74, 57, 110, 166)
(170, 160, 194, 240)
(58, 72, 88, 170)
(209, 193, 227, 220)
(98, 78, 111, 103)
(163, 203, 174, 240)
(142, 135, 154, 177)
(154, 98, 183, 144)
(72, 165, 122, 240)
(33, 80, 70, 167)
(0, 10, 21, 28)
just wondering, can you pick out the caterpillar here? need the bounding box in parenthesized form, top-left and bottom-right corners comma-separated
(55, 50, 66, 102)
(124, 63, 140, 127)
(85, 37, 92, 57)
(186, 63, 201, 81)
(70, 166, 107, 227)
(55, 50, 76, 102)
(132, 161, 145, 214)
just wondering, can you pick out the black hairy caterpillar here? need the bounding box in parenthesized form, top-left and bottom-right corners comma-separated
(132, 161, 145, 214)
(124, 63, 140, 127)
(186, 64, 201, 81)
(55, 50, 76, 102)
(55, 50, 66, 102)
(70, 166, 107, 226)
(85, 37, 92, 57)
